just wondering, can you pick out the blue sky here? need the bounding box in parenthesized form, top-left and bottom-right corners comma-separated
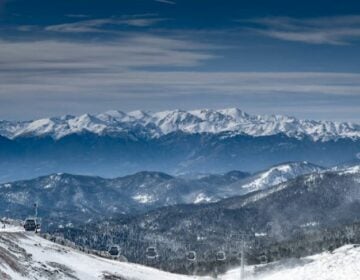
(1, 0, 360, 121)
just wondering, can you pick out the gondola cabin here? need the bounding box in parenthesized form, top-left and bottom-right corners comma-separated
(259, 255, 268, 264)
(145, 247, 158, 259)
(186, 251, 197, 262)
(216, 251, 226, 261)
(108, 246, 120, 257)
(24, 218, 40, 232)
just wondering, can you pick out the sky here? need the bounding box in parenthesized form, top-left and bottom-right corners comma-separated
(0, 0, 360, 121)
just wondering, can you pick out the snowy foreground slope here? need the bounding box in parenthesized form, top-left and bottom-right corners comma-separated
(224, 245, 360, 280)
(0, 228, 202, 280)
(1, 227, 360, 280)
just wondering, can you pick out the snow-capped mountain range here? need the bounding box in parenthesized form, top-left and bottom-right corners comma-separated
(1, 108, 360, 141)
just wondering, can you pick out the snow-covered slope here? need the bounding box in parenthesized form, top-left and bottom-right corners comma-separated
(186, 162, 325, 202)
(1, 108, 359, 141)
(0, 228, 203, 280)
(229, 161, 325, 194)
(223, 245, 360, 280)
(0, 171, 248, 225)
(2, 224, 360, 280)
(0, 163, 322, 225)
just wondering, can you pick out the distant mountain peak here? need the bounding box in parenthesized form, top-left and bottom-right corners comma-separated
(218, 107, 249, 119)
(127, 110, 152, 120)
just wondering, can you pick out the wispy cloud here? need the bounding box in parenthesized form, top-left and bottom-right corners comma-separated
(0, 34, 360, 96)
(1, 27, 360, 118)
(1, 11, 360, 120)
(65, 14, 91, 19)
(1, 29, 358, 90)
(0, 34, 214, 72)
(0, 35, 359, 118)
(244, 15, 360, 45)
(1, 66, 360, 120)
(45, 15, 166, 33)
(16, 25, 38, 32)
(155, 0, 176, 5)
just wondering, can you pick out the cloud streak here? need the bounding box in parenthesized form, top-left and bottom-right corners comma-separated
(65, 14, 91, 19)
(1, 13, 360, 121)
(155, 0, 176, 5)
(244, 15, 360, 45)
(45, 15, 166, 33)
(0, 37, 360, 99)
(0, 35, 359, 120)
(0, 35, 214, 71)
(1, 70, 359, 121)
(1, 34, 359, 96)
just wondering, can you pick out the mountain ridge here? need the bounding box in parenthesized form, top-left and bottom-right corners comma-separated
(0, 161, 323, 228)
(1, 108, 360, 141)
(52, 166, 360, 273)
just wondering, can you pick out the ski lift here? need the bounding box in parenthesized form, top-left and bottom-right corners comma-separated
(108, 245, 120, 257)
(216, 251, 226, 261)
(24, 203, 41, 233)
(145, 246, 158, 259)
(186, 251, 197, 262)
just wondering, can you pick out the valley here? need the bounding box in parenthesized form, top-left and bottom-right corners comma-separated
(1, 110, 359, 279)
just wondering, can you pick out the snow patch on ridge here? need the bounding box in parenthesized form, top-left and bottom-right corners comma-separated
(132, 194, 155, 204)
(238, 161, 324, 194)
(194, 193, 213, 204)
